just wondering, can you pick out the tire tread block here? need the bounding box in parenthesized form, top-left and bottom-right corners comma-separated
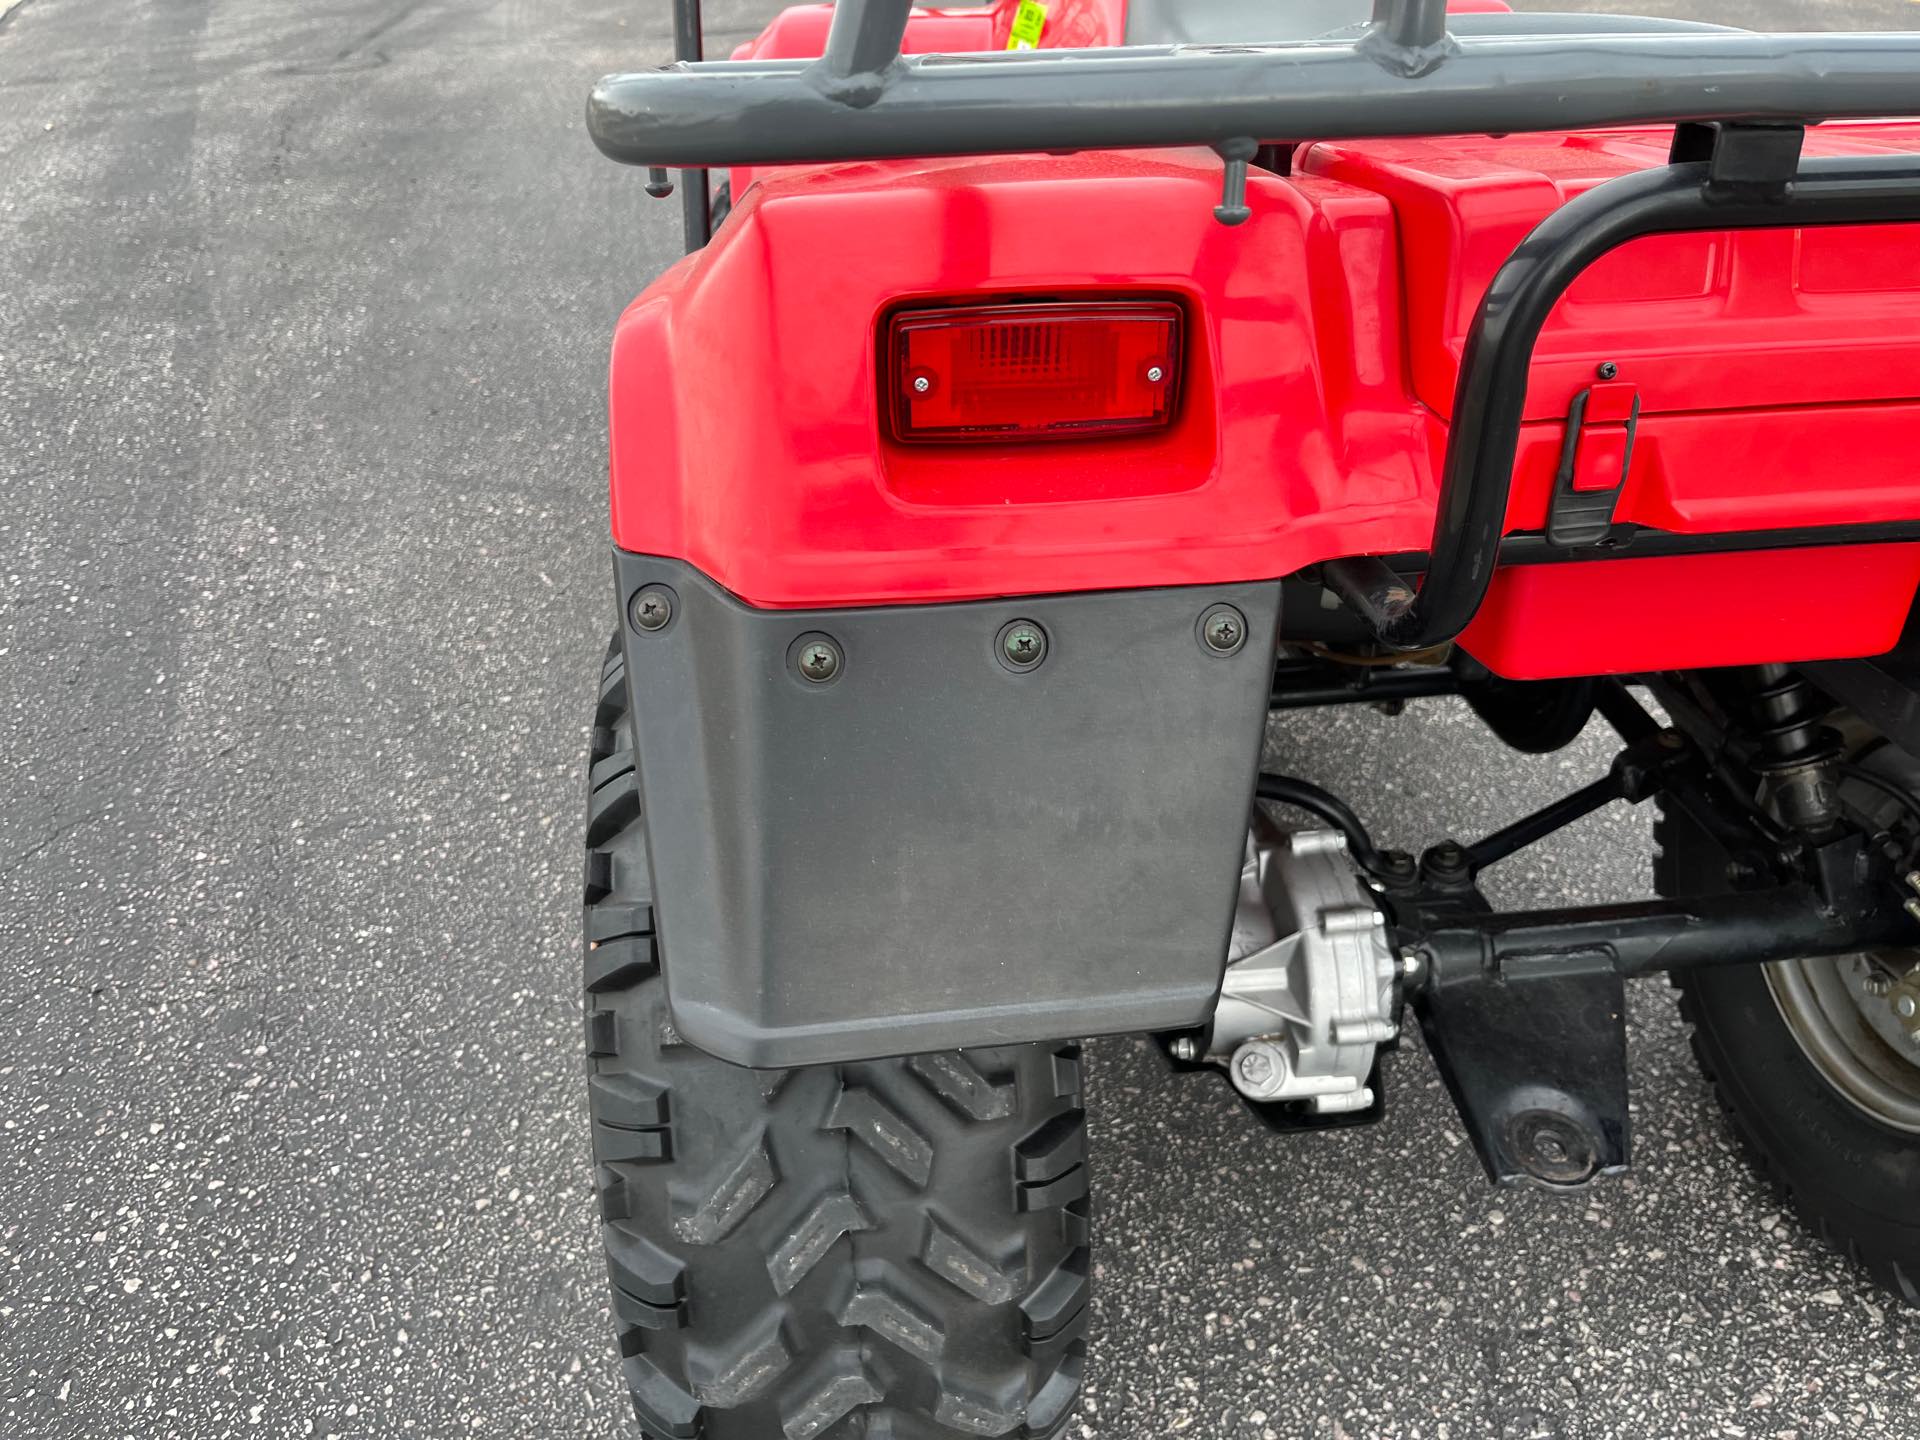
(588, 771, 642, 848)
(1013, 1111, 1086, 1185)
(920, 1217, 1018, 1305)
(839, 1282, 946, 1361)
(626, 1354, 704, 1439)
(827, 1085, 934, 1187)
(779, 1359, 882, 1440)
(590, 1071, 670, 1130)
(587, 934, 659, 993)
(673, 1133, 777, 1244)
(907, 1053, 1015, 1122)
(688, 1312, 792, 1407)
(766, 1190, 872, 1297)
(1019, 1247, 1090, 1345)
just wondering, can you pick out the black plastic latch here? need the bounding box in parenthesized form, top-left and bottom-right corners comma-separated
(1545, 380, 1639, 548)
(1670, 121, 1806, 200)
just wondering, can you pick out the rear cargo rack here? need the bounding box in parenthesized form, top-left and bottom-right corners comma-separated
(589, 0, 1920, 175)
(589, 0, 1920, 649)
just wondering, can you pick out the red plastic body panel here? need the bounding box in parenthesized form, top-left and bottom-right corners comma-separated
(612, 7, 1920, 677)
(609, 148, 1436, 605)
(1459, 545, 1920, 681)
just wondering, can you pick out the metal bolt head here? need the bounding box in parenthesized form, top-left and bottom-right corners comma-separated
(1596, 361, 1619, 380)
(1236, 1051, 1274, 1086)
(1146, 364, 1166, 384)
(630, 587, 674, 633)
(1898, 994, 1917, 1020)
(998, 620, 1048, 672)
(1199, 603, 1248, 656)
(1861, 966, 1894, 998)
(1169, 1036, 1200, 1063)
(912, 374, 932, 394)
(797, 638, 842, 683)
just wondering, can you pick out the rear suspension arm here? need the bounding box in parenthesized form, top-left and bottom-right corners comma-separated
(1404, 885, 1917, 989)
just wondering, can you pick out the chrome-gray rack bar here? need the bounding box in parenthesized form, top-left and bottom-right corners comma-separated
(589, 30, 1920, 171)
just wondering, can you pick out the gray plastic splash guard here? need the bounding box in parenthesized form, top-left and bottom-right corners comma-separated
(612, 551, 1281, 1067)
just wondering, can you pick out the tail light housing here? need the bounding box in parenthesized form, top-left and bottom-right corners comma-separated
(886, 300, 1183, 443)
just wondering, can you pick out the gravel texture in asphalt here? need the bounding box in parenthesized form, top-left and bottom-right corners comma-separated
(3, 0, 1918, 1436)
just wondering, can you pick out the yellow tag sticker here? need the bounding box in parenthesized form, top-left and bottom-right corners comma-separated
(1006, 0, 1048, 50)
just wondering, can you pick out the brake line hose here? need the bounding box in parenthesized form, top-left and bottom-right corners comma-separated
(1254, 772, 1395, 879)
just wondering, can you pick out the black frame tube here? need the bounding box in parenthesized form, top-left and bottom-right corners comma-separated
(1268, 661, 1458, 710)
(671, 0, 710, 251)
(1412, 885, 1917, 983)
(1462, 773, 1620, 873)
(1327, 150, 1920, 649)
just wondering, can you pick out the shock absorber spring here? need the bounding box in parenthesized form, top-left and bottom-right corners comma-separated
(1748, 664, 1842, 833)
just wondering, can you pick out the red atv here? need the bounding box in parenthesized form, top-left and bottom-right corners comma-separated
(578, 3, 1920, 1433)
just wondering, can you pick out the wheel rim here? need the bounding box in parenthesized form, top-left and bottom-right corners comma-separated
(1765, 952, 1920, 1134)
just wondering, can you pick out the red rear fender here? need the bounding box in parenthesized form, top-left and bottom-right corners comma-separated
(608, 150, 1429, 608)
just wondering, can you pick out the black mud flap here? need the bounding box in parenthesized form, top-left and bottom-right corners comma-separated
(612, 551, 1281, 1069)
(1414, 952, 1631, 1188)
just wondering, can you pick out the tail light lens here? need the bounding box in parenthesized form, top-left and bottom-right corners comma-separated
(886, 301, 1182, 443)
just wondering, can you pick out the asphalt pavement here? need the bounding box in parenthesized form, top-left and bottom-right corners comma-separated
(3, 0, 1919, 1436)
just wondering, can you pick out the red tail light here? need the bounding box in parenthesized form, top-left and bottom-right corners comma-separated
(886, 301, 1182, 443)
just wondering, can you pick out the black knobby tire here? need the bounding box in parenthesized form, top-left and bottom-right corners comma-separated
(1656, 801, 1920, 1306)
(583, 637, 1092, 1438)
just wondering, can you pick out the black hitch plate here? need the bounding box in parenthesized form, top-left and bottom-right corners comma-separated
(1414, 953, 1630, 1188)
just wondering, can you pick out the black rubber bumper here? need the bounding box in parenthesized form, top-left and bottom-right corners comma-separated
(613, 552, 1281, 1067)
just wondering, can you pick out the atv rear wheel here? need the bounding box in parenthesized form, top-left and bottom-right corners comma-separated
(583, 636, 1092, 1438)
(1657, 765, 1920, 1307)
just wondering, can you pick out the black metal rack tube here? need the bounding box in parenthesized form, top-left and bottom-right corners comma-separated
(672, 0, 710, 250)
